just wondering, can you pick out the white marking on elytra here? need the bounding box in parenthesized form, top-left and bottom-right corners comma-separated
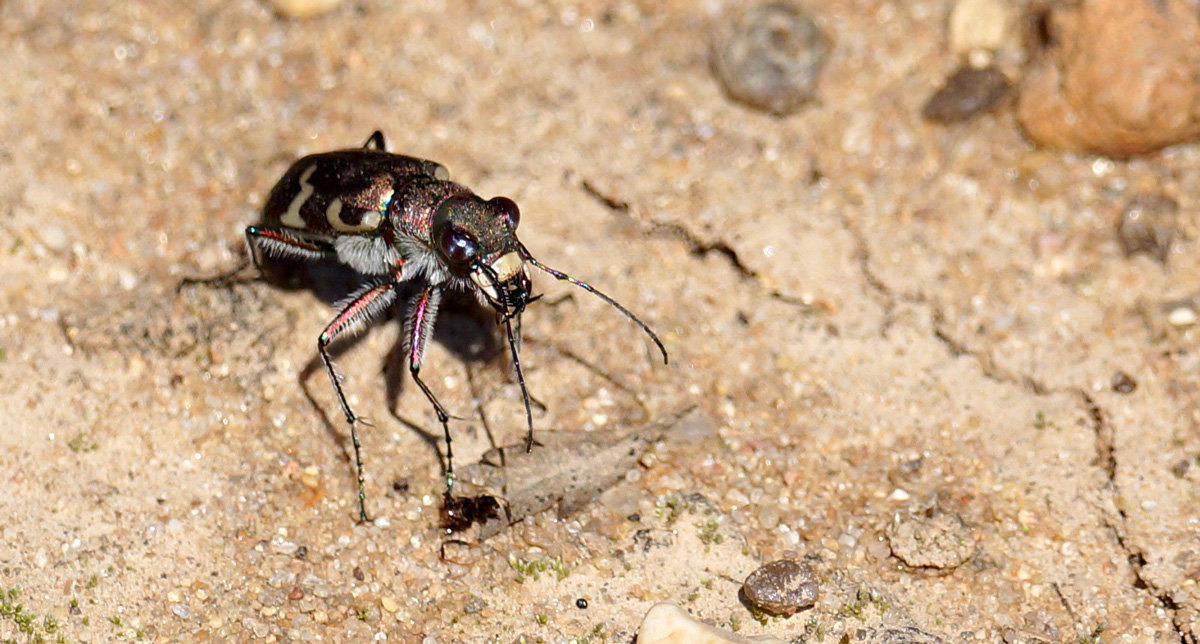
(432, 164, 449, 181)
(326, 198, 384, 233)
(324, 197, 379, 233)
(326, 198, 343, 226)
(281, 164, 317, 229)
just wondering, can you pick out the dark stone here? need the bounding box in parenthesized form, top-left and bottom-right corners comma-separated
(922, 65, 1011, 123)
(711, 1, 830, 116)
(1117, 194, 1178, 265)
(740, 558, 818, 617)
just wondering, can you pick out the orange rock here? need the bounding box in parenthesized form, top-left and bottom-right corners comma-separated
(1016, 0, 1200, 156)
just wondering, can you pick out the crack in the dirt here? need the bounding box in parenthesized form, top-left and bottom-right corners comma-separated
(844, 210, 1192, 641)
(580, 179, 631, 213)
(921, 299, 1192, 639)
(650, 219, 760, 280)
(837, 211, 901, 328)
(1080, 392, 1117, 484)
(577, 178, 758, 280)
(1088, 395, 1194, 643)
(659, 222, 830, 313)
(580, 175, 1194, 639)
(743, 197, 1196, 636)
(577, 178, 824, 313)
(928, 310, 1052, 396)
(928, 324, 1190, 641)
(1101, 511, 1195, 643)
(926, 301, 1190, 640)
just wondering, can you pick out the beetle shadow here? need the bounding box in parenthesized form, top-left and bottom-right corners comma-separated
(258, 253, 507, 485)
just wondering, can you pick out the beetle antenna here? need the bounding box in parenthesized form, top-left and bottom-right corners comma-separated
(519, 244, 668, 365)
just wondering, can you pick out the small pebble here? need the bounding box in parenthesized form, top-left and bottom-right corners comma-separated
(922, 65, 1011, 123)
(270, 536, 299, 556)
(710, 1, 830, 116)
(740, 558, 818, 617)
(35, 223, 69, 252)
(948, 0, 1014, 56)
(757, 505, 780, 530)
(266, 0, 343, 18)
(1166, 301, 1198, 327)
(267, 570, 294, 588)
(1110, 371, 1137, 394)
(1117, 194, 1178, 264)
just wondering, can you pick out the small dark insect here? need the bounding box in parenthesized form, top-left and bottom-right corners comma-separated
(246, 131, 668, 521)
(439, 492, 502, 533)
(575, 598, 588, 609)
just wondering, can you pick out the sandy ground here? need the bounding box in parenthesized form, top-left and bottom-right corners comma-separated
(2, 0, 1198, 641)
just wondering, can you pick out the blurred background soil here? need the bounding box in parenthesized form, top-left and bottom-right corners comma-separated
(1, 0, 1199, 641)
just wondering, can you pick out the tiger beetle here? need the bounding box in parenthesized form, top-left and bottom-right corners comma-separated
(246, 131, 668, 522)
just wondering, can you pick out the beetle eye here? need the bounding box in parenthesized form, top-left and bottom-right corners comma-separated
(490, 196, 520, 230)
(439, 227, 479, 265)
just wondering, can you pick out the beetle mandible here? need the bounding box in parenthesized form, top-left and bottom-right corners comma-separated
(246, 131, 668, 522)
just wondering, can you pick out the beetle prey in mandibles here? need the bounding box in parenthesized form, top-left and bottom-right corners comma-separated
(246, 131, 669, 522)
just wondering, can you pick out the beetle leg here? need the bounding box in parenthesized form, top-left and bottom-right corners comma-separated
(501, 314, 537, 452)
(245, 225, 335, 268)
(362, 131, 387, 151)
(406, 285, 457, 491)
(317, 269, 404, 522)
(174, 255, 254, 293)
(178, 225, 329, 292)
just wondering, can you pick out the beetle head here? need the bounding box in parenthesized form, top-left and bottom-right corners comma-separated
(432, 193, 531, 317)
